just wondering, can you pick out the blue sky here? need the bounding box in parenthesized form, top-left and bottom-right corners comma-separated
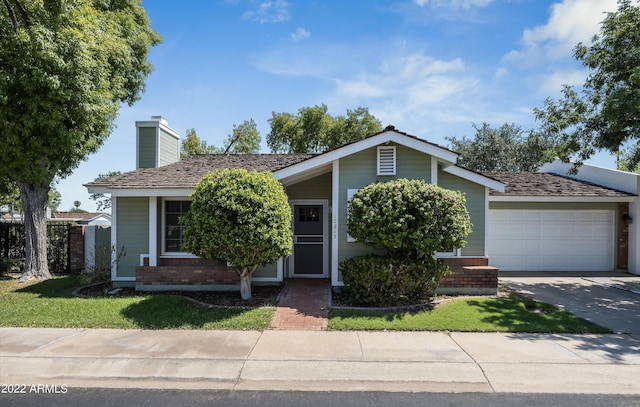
(60, 0, 621, 212)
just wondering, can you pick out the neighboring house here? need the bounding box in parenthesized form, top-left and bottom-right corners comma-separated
(48, 211, 112, 226)
(2, 210, 111, 225)
(485, 164, 639, 275)
(0, 212, 22, 222)
(86, 116, 505, 293)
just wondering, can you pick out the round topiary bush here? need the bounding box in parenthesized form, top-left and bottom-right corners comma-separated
(181, 169, 292, 300)
(347, 178, 472, 257)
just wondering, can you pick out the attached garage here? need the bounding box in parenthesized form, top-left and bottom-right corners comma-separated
(485, 172, 636, 273)
(489, 209, 614, 271)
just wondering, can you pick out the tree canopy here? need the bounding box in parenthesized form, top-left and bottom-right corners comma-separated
(533, 0, 640, 170)
(446, 123, 557, 172)
(0, 183, 61, 213)
(181, 128, 216, 157)
(181, 119, 261, 157)
(182, 169, 292, 300)
(219, 119, 261, 154)
(267, 105, 382, 153)
(0, 0, 161, 280)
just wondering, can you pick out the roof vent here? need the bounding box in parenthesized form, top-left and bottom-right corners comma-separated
(377, 146, 396, 175)
(384, 125, 395, 131)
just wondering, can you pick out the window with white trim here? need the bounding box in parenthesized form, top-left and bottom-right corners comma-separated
(163, 200, 192, 253)
(377, 146, 396, 175)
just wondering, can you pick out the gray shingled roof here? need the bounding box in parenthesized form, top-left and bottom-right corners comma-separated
(484, 172, 635, 197)
(86, 154, 315, 189)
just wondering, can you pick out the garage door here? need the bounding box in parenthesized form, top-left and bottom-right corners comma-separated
(489, 210, 614, 271)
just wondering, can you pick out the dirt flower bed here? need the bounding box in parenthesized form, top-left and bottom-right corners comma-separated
(76, 283, 283, 307)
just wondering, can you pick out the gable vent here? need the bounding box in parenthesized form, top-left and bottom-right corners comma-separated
(377, 146, 396, 175)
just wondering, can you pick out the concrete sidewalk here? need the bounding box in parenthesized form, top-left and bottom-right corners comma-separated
(1, 328, 639, 394)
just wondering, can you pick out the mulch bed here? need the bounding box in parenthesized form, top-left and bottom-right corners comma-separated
(76, 283, 283, 307)
(73, 280, 513, 309)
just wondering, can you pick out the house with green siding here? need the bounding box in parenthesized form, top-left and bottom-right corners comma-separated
(86, 116, 638, 293)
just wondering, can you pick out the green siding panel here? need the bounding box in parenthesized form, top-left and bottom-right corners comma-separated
(286, 172, 332, 200)
(159, 128, 179, 167)
(438, 169, 486, 256)
(116, 197, 149, 278)
(338, 148, 382, 271)
(137, 127, 157, 168)
(395, 144, 431, 181)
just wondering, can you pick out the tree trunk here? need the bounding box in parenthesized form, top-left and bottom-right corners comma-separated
(239, 266, 257, 300)
(17, 182, 51, 282)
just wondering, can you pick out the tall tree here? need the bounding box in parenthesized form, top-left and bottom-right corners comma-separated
(618, 146, 640, 173)
(181, 120, 262, 156)
(221, 119, 261, 154)
(267, 105, 382, 153)
(446, 123, 557, 172)
(533, 0, 640, 170)
(0, 0, 161, 281)
(180, 128, 216, 157)
(326, 107, 384, 150)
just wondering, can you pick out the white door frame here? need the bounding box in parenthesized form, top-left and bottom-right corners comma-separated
(289, 199, 329, 278)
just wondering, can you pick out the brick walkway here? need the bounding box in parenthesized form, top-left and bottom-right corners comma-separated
(270, 279, 329, 330)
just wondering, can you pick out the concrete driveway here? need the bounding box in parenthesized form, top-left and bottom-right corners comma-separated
(500, 271, 640, 334)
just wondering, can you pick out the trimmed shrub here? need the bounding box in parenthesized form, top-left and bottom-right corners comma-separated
(347, 179, 472, 257)
(341, 178, 472, 306)
(340, 254, 449, 306)
(182, 169, 292, 300)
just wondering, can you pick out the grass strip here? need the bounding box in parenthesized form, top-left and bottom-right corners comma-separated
(0, 276, 274, 330)
(329, 297, 612, 333)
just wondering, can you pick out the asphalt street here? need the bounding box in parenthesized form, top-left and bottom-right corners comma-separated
(2, 389, 640, 407)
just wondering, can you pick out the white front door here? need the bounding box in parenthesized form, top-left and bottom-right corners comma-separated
(290, 201, 328, 278)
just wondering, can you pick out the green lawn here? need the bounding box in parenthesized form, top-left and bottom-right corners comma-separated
(0, 276, 612, 333)
(329, 297, 612, 333)
(0, 276, 274, 330)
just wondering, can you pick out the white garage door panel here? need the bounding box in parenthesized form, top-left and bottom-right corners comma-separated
(489, 210, 614, 271)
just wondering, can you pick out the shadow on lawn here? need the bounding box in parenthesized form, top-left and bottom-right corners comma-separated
(14, 275, 78, 298)
(465, 296, 611, 334)
(119, 295, 266, 329)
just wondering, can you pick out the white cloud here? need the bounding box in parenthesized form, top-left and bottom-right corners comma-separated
(508, 0, 618, 61)
(537, 69, 588, 94)
(413, 0, 495, 10)
(243, 0, 291, 23)
(494, 67, 508, 79)
(291, 27, 310, 41)
(332, 51, 482, 129)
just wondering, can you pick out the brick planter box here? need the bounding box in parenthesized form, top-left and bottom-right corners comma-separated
(438, 257, 498, 295)
(135, 258, 240, 291)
